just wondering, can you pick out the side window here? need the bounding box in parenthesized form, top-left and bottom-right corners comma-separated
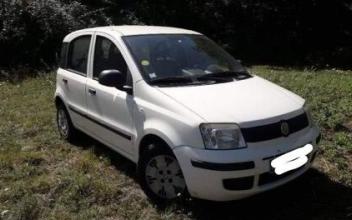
(67, 35, 91, 75)
(93, 36, 128, 81)
(58, 42, 68, 68)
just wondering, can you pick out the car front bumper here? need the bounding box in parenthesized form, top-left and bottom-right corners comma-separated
(173, 125, 320, 201)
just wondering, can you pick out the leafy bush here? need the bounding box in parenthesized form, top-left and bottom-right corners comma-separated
(0, 0, 352, 71)
(135, 0, 352, 68)
(0, 0, 113, 69)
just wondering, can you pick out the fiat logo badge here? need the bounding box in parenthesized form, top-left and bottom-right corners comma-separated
(280, 121, 290, 136)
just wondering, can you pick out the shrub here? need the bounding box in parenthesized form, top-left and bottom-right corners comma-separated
(0, 0, 112, 69)
(1, 0, 352, 71)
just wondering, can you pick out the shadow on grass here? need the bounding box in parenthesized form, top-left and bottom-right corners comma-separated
(183, 169, 352, 220)
(70, 132, 352, 220)
(70, 131, 137, 180)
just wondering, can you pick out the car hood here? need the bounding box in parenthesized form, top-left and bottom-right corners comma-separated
(156, 76, 305, 125)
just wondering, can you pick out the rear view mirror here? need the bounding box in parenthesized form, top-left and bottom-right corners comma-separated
(98, 69, 123, 87)
(98, 70, 133, 95)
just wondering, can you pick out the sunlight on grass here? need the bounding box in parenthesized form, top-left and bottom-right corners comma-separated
(0, 67, 351, 219)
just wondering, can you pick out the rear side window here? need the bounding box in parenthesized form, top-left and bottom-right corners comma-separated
(59, 42, 68, 68)
(67, 35, 91, 75)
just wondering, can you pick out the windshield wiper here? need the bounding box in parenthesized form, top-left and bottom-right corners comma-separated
(198, 71, 251, 80)
(149, 73, 241, 86)
(149, 76, 194, 85)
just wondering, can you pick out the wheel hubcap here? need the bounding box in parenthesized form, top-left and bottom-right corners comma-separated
(145, 155, 186, 199)
(58, 109, 69, 137)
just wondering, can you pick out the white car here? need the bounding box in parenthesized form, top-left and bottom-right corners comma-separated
(55, 25, 321, 202)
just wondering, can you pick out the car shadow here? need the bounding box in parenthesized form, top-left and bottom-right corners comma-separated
(70, 132, 352, 220)
(70, 131, 137, 181)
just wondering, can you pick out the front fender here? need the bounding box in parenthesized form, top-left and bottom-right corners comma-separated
(138, 119, 183, 150)
(135, 115, 205, 161)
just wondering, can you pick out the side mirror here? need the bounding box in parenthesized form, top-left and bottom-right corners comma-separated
(98, 69, 123, 88)
(98, 70, 133, 95)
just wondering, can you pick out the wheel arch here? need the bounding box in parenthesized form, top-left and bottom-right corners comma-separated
(54, 95, 72, 123)
(54, 95, 65, 108)
(138, 133, 174, 163)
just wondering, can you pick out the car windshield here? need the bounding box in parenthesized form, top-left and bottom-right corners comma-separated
(123, 34, 250, 86)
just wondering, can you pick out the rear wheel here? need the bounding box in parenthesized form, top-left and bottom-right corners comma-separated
(138, 143, 187, 203)
(56, 103, 77, 141)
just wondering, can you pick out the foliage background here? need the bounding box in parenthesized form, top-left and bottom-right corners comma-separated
(0, 0, 352, 71)
(0, 1, 352, 219)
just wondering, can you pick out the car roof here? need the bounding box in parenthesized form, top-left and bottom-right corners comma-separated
(63, 25, 202, 42)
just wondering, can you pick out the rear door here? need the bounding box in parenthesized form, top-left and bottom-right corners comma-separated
(58, 34, 92, 130)
(85, 33, 135, 158)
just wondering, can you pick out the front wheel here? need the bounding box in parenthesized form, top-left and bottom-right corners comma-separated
(138, 143, 187, 203)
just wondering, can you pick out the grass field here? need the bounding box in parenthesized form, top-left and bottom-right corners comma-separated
(0, 66, 351, 219)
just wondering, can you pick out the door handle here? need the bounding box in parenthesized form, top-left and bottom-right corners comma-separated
(88, 88, 96, 95)
(62, 79, 68, 84)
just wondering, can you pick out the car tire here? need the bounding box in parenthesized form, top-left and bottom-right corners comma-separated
(56, 103, 77, 142)
(138, 142, 187, 204)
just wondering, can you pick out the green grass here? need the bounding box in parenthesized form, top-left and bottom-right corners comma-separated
(0, 66, 351, 219)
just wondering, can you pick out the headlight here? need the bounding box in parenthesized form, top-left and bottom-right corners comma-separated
(199, 123, 246, 150)
(303, 102, 314, 127)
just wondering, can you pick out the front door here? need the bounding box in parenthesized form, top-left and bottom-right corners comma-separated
(85, 34, 135, 157)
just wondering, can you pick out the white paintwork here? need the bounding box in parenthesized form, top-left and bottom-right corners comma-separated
(57, 68, 87, 129)
(156, 76, 305, 126)
(55, 25, 320, 201)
